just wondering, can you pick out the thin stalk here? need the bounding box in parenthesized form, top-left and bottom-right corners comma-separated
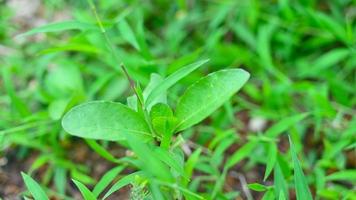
(86, 0, 144, 107)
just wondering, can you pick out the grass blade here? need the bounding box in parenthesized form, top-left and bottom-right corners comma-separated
(92, 166, 125, 197)
(21, 172, 49, 200)
(18, 20, 97, 37)
(289, 137, 313, 200)
(72, 179, 96, 200)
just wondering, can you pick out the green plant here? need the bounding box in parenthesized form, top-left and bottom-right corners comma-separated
(61, 64, 250, 199)
(1, 0, 354, 199)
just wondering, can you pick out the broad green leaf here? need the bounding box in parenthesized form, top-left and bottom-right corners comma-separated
(145, 59, 209, 107)
(226, 140, 257, 169)
(49, 98, 70, 120)
(265, 113, 309, 138)
(93, 166, 125, 197)
(18, 20, 97, 37)
(150, 103, 174, 120)
(72, 179, 96, 200)
(326, 170, 356, 182)
(62, 101, 151, 141)
(289, 137, 313, 200)
(175, 69, 250, 131)
(21, 172, 49, 200)
(264, 142, 277, 181)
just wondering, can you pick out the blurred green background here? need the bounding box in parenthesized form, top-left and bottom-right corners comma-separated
(0, 0, 355, 199)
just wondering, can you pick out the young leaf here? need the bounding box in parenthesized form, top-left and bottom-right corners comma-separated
(175, 69, 250, 131)
(289, 137, 313, 200)
(72, 179, 96, 200)
(62, 101, 151, 141)
(145, 59, 209, 107)
(21, 172, 49, 200)
(18, 20, 97, 37)
(150, 103, 178, 148)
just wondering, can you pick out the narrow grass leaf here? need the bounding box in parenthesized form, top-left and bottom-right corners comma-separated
(93, 166, 125, 197)
(18, 20, 97, 37)
(265, 113, 308, 138)
(54, 167, 66, 195)
(118, 19, 140, 51)
(274, 160, 289, 199)
(326, 170, 356, 182)
(226, 140, 257, 169)
(183, 148, 202, 187)
(85, 139, 120, 163)
(289, 137, 313, 200)
(103, 172, 142, 200)
(72, 179, 96, 200)
(21, 172, 49, 200)
(124, 133, 173, 182)
(264, 142, 277, 181)
(145, 59, 209, 107)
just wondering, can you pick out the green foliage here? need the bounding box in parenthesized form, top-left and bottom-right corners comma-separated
(1, 0, 354, 199)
